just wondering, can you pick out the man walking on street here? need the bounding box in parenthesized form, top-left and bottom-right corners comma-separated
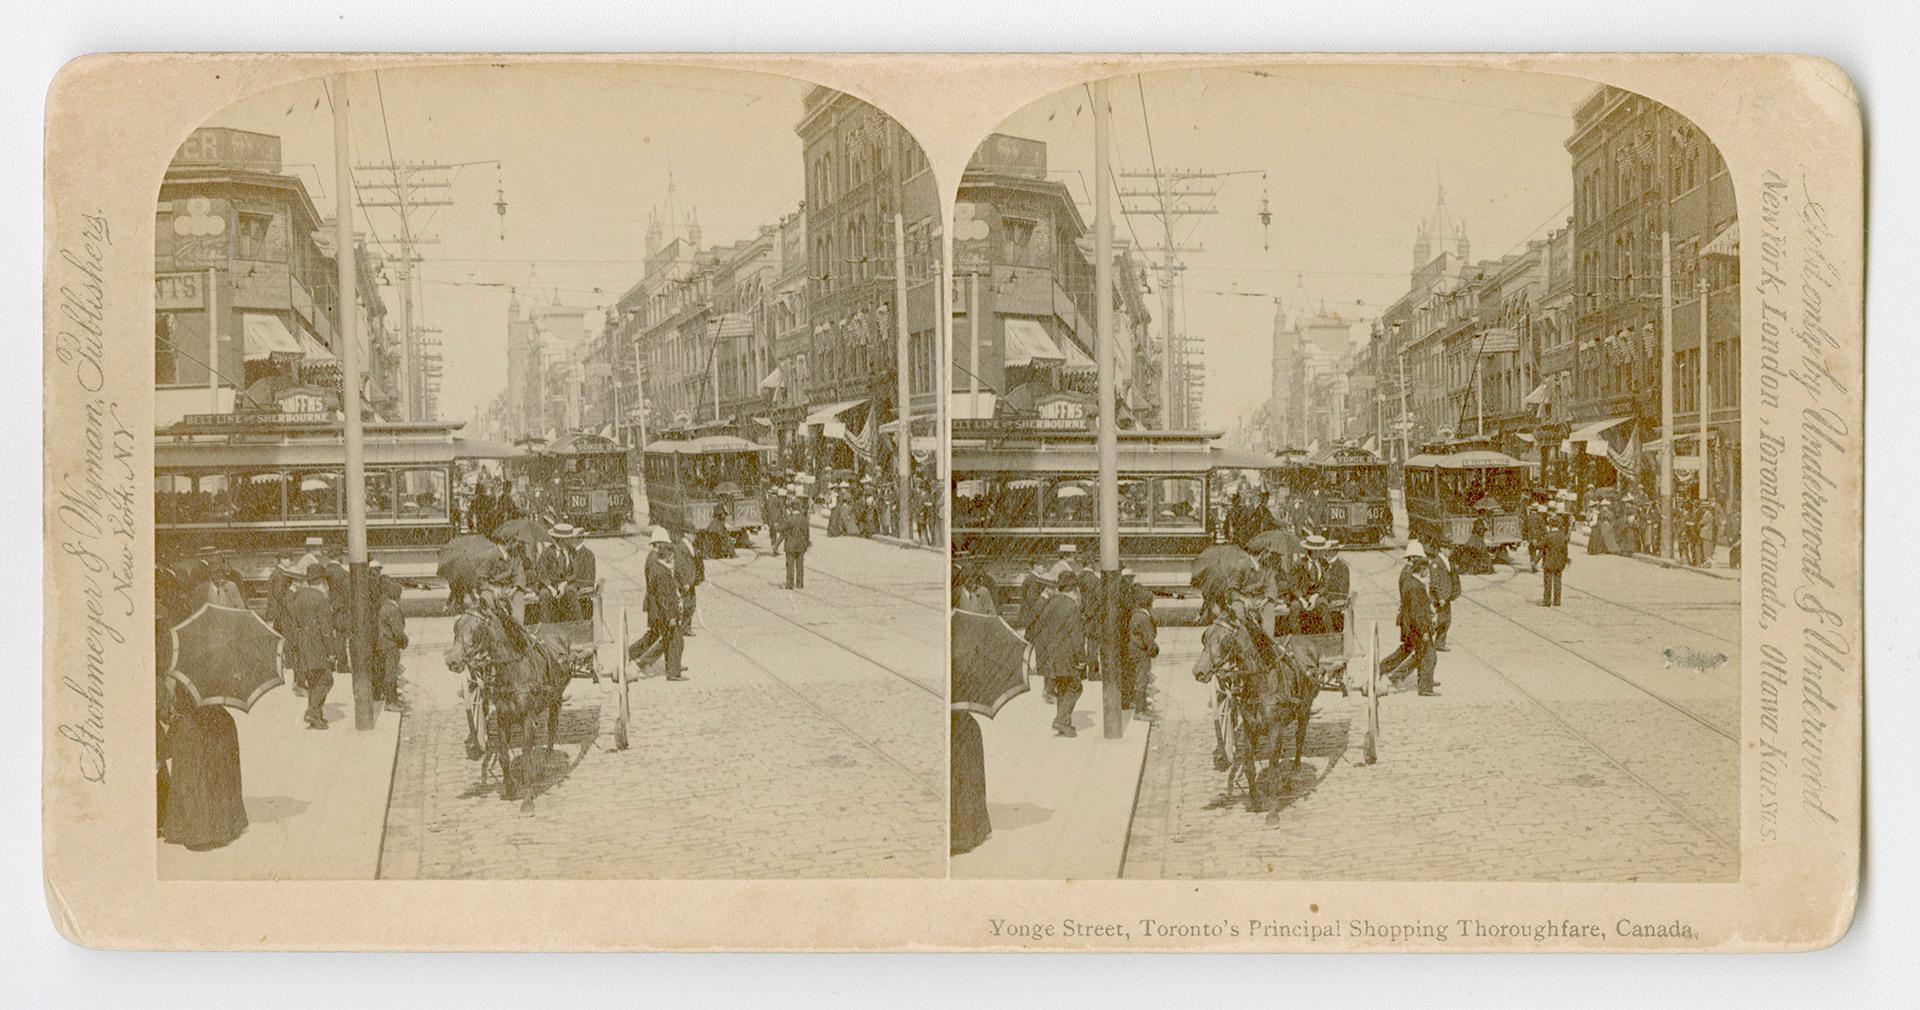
(626, 527, 687, 681)
(1541, 513, 1571, 607)
(1028, 561, 1085, 737)
(1379, 541, 1439, 697)
(287, 563, 336, 730)
(670, 526, 703, 636)
(1430, 543, 1460, 651)
(783, 488, 811, 590)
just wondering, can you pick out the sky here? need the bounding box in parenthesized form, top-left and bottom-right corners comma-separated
(994, 64, 1598, 434)
(203, 63, 815, 426)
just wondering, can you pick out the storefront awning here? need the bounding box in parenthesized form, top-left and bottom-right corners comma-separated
(1521, 382, 1550, 406)
(1003, 319, 1065, 368)
(1562, 416, 1632, 456)
(1058, 336, 1096, 371)
(295, 324, 337, 364)
(804, 399, 867, 427)
(758, 366, 783, 391)
(242, 313, 303, 360)
(1702, 221, 1739, 259)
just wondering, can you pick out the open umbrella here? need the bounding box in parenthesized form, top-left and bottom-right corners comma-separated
(1472, 495, 1501, 512)
(1246, 528, 1299, 558)
(166, 604, 285, 713)
(950, 609, 1031, 718)
(494, 516, 552, 549)
(438, 534, 502, 585)
(1192, 543, 1257, 597)
(713, 481, 742, 498)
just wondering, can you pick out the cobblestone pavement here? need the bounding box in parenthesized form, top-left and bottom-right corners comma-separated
(1124, 534, 1740, 882)
(379, 530, 946, 879)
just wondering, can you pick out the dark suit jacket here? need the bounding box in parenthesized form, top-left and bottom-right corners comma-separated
(1396, 568, 1436, 635)
(568, 545, 597, 588)
(784, 512, 812, 554)
(1322, 558, 1351, 597)
(1542, 530, 1571, 571)
(1429, 557, 1460, 603)
(645, 551, 682, 622)
(375, 598, 408, 654)
(286, 585, 335, 670)
(672, 541, 704, 587)
(1028, 592, 1085, 680)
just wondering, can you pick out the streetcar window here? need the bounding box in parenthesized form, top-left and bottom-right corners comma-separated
(1151, 476, 1205, 529)
(980, 476, 1042, 528)
(951, 478, 991, 528)
(229, 470, 288, 522)
(398, 468, 449, 518)
(1117, 476, 1151, 526)
(1044, 476, 1096, 528)
(154, 473, 195, 524)
(364, 471, 396, 517)
(289, 470, 343, 518)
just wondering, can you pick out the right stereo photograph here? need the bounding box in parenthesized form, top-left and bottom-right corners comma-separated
(947, 65, 1741, 884)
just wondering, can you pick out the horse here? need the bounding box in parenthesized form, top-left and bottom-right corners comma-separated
(1219, 614, 1322, 812)
(474, 612, 574, 802)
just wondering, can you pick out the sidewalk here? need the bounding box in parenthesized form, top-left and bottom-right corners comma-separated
(1564, 525, 1738, 582)
(951, 675, 1151, 879)
(803, 504, 944, 554)
(157, 654, 416, 880)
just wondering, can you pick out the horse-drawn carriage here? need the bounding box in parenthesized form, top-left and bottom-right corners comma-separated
(1192, 550, 1380, 812)
(463, 582, 638, 801)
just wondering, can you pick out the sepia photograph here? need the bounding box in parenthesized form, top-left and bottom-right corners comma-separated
(149, 64, 949, 880)
(949, 66, 1741, 883)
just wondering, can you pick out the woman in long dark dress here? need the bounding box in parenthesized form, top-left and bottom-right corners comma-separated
(950, 710, 991, 854)
(159, 681, 248, 850)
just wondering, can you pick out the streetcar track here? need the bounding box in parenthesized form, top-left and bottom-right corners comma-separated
(1466, 569, 1741, 690)
(1348, 560, 1737, 744)
(595, 537, 943, 799)
(1342, 559, 1738, 851)
(1472, 561, 1742, 654)
(601, 537, 943, 699)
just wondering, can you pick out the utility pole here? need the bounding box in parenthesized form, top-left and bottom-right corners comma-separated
(1698, 273, 1710, 503)
(334, 77, 375, 730)
(968, 272, 982, 420)
(1119, 171, 1217, 428)
(1093, 79, 1124, 740)
(892, 213, 913, 541)
(356, 157, 498, 420)
(1398, 349, 1412, 464)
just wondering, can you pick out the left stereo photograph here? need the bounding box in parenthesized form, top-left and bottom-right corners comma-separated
(151, 63, 950, 880)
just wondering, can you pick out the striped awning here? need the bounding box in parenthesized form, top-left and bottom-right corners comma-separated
(1702, 221, 1739, 258)
(1002, 319, 1065, 368)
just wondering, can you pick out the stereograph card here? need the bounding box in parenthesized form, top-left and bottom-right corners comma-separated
(41, 53, 1861, 951)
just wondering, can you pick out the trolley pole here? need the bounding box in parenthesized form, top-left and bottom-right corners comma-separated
(1698, 272, 1710, 503)
(892, 212, 913, 542)
(1093, 79, 1124, 740)
(334, 76, 376, 730)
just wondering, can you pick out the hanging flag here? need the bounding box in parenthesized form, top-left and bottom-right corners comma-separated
(846, 401, 877, 464)
(1609, 422, 1641, 475)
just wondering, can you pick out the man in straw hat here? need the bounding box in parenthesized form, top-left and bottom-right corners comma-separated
(1379, 541, 1439, 696)
(625, 527, 688, 681)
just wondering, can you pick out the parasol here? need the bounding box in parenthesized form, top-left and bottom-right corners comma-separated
(1472, 496, 1501, 512)
(166, 604, 286, 713)
(438, 534, 503, 584)
(950, 609, 1031, 718)
(494, 516, 552, 549)
(713, 481, 743, 498)
(1192, 544, 1257, 597)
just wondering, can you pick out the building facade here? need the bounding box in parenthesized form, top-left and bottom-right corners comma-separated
(155, 127, 396, 426)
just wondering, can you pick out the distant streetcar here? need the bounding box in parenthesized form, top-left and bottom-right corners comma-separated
(1401, 446, 1529, 550)
(1305, 444, 1392, 546)
(641, 433, 771, 541)
(506, 431, 634, 533)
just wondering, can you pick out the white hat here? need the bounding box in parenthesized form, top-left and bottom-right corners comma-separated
(649, 526, 672, 545)
(368, 558, 385, 571)
(550, 522, 582, 539)
(1405, 540, 1428, 560)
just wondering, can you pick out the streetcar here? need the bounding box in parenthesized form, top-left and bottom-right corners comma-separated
(504, 431, 635, 533)
(1401, 445, 1529, 550)
(1305, 444, 1392, 546)
(1265, 447, 1314, 502)
(950, 419, 1225, 597)
(641, 433, 772, 539)
(155, 415, 523, 590)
